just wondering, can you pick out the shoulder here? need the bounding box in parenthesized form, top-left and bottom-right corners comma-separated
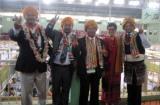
(52, 29, 60, 34)
(53, 30, 63, 38)
(115, 34, 123, 42)
(135, 32, 141, 39)
(103, 36, 111, 42)
(78, 36, 85, 42)
(132, 32, 142, 43)
(132, 31, 139, 36)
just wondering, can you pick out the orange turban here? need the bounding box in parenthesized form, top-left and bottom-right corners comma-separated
(122, 17, 136, 30)
(22, 6, 38, 18)
(85, 20, 98, 31)
(61, 17, 74, 27)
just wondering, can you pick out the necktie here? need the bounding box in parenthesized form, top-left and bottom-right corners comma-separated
(60, 37, 68, 63)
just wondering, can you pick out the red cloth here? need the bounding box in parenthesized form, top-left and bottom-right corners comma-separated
(101, 36, 121, 104)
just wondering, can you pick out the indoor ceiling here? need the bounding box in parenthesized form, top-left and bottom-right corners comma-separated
(0, 0, 159, 18)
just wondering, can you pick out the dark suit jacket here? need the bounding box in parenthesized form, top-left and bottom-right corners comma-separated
(9, 28, 48, 73)
(45, 24, 76, 71)
(72, 37, 105, 78)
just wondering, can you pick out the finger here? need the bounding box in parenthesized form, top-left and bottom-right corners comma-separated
(15, 15, 17, 18)
(20, 16, 22, 21)
(54, 15, 59, 21)
(54, 14, 58, 19)
(56, 16, 59, 21)
(54, 15, 57, 19)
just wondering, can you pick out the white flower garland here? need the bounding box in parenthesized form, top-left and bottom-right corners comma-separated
(23, 24, 49, 63)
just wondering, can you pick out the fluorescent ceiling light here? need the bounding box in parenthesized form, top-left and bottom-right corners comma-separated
(43, 0, 53, 5)
(114, 0, 124, 5)
(148, 2, 159, 9)
(80, 0, 92, 4)
(0, 25, 2, 28)
(64, 0, 75, 4)
(23, 0, 36, 2)
(95, 0, 110, 6)
(129, 0, 140, 6)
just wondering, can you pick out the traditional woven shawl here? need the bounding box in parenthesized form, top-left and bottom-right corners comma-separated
(122, 31, 140, 60)
(86, 36, 103, 69)
(130, 32, 139, 56)
(115, 35, 123, 73)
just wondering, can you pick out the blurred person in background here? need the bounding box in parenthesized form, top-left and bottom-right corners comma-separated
(1, 83, 15, 96)
(1, 84, 10, 96)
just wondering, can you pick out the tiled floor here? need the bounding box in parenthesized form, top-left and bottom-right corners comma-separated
(1, 101, 160, 105)
(142, 101, 160, 105)
(0, 100, 52, 105)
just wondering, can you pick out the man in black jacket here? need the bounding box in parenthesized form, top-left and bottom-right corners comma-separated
(46, 16, 76, 105)
(9, 6, 49, 105)
(73, 20, 106, 105)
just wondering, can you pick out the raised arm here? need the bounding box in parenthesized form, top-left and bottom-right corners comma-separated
(45, 15, 59, 39)
(9, 16, 24, 42)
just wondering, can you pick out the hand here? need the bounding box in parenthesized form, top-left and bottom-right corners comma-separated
(72, 38, 78, 47)
(13, 15, 22, 30)
(131, 49, 139, 58)
(101, 49, 108, 57)
(49, 14, 59, 25)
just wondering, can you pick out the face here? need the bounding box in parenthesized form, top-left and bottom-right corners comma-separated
(86, 27, 97, 38)
(124, 23, 135, 33)
(24, 13, 37, 24)
(62, 24, 73, 34)
(107, 26, 116, 36)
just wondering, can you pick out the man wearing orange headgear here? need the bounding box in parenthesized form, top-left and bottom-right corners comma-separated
(73, 20, 106, 105)
(46, 16, 77, 105)
(122, 17, 146, 105)
(9, 6, 50, 105)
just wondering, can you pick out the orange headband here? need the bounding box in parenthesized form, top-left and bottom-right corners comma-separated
(22, 6, 38, 18)
(122, 17, 136, 30)
(61, 17, 74, 27)
(85, 20, 98, 31)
